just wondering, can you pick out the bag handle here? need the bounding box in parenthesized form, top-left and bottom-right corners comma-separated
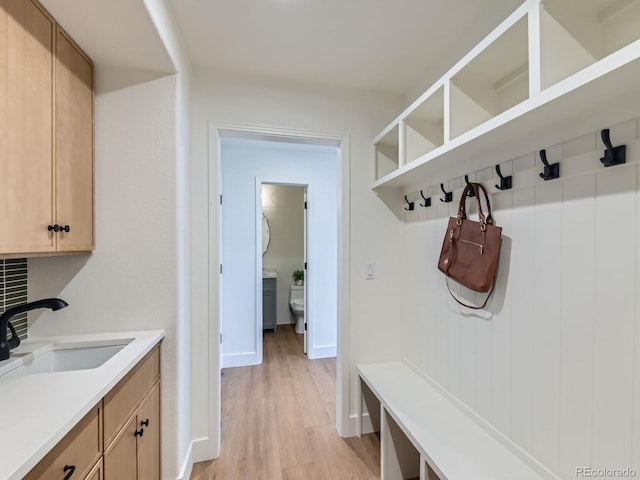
(475, 183, 495, 225)
(457, 183, 487, 225)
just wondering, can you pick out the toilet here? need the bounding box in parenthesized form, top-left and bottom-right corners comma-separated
(289, 285, 305, 334)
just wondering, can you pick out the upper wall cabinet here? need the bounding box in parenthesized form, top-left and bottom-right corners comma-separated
(0, 0, 94, 256)
(373, 0, 640, 193)
(55, 27, 94, 252)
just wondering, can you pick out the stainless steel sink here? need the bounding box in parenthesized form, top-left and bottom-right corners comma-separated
(1, 340, 132, 377)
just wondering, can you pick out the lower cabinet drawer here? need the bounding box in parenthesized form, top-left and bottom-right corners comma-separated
(24, 403, 102, 480)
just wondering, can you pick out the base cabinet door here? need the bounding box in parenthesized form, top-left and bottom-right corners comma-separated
(86, 459, 103, 480)
(137, 382, 161, 480)
(104, 414, 137, 480)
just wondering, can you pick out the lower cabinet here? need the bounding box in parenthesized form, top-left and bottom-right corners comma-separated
(104, 381, 161, 480)
(24, 404, 102, 480)
(25, 345, 161, 480)
(86, 459, 103, 480)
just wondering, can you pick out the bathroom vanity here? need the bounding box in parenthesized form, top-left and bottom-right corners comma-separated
(262, 277, 277, 332)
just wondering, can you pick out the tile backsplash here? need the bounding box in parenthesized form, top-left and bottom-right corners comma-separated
(0, 259, 28, 340)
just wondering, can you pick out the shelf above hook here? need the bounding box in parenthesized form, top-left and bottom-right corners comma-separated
(440, 184, 453, 203)
(420, 190, 431, 207)
(495, 165, 512, 190)
(600, 128, 626, 167)
(404, 195, 415, 211)
(539, 149, 560, 181)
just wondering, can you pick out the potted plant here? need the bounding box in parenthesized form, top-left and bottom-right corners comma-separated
(292, 269, 304, 286)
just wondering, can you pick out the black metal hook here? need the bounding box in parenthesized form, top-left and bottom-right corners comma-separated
(495, 165, 512, 190)
(404, 195, 415, 211)
(539, 149, 560, 181)
(464, 175, 475, 197)
(440, 184, 452, 203)
(600, 128, 626, 167)
(419, 190, 431, 207)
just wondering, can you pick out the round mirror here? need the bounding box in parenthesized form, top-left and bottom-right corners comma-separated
(262, 214, 270, 256)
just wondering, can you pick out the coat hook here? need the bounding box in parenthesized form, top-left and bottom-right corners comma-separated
(600, 128, 626, 167)
(464, 175, 476, 197)
(440, 183, 452, 203)
(495, 165, 512, 190)
(404, 195, 415, 211)
(419, 190, 431, 207)
(539, 149, 560, 181)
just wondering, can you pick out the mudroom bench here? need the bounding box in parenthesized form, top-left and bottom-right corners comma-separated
(358, 362, 559, 480)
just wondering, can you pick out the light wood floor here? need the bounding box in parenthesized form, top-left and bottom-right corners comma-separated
(190, 324, 380, 480)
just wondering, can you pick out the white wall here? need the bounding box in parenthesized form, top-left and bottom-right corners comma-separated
(262, 184, 304, 326)
(190, 69, 405, 459)
(28, 1, 193, 478)
(400, 118, 640, 479)
(221, 137, 338, 364)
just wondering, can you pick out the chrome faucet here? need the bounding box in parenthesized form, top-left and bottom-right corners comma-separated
(0, 298, 68, 361)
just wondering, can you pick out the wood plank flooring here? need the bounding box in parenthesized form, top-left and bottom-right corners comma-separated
(190, 325, 380, 480)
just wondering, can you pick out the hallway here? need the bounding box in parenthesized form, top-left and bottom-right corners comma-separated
(190, 325, 380, 479)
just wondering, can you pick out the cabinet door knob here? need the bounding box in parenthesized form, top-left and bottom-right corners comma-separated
(48, 224, 60, 232)
(134, 428, 144, 437)
(61, 225, 70, 233)
(141, 418, 149, 427)
(63, 465, 76, 480)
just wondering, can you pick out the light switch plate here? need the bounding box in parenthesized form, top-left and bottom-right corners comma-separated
(366, 262, 375, 280)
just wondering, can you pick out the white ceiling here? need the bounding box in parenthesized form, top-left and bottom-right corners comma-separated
(168, 0, 523, 95)
(40, 0, 523, 97)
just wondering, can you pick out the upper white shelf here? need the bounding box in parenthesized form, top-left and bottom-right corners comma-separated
(373, 0, 640, 193)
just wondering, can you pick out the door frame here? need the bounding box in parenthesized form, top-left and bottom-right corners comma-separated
(256, 180, 310, 361)
(206, 121, 351, 458)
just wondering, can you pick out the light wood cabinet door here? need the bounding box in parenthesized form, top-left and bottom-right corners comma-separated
(24, 404, 102, 480)
(104, 414, 137, 480)
(55, 26, 94, 251)
(0, 0, 55, 254)
(86, 458, 103, 480)
(138, 382, 161, 480)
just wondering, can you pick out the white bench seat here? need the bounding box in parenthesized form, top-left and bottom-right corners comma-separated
(358, 361, 558, 480)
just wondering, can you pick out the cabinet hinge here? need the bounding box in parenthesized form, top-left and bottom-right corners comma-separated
(220, 334, 223, 344)
(220, 264, 222, 274)
(304, 262, 307, 270)
(304, 201, 307, 210)
(304, 323, 307, 331)
(220, 194, 223, 205)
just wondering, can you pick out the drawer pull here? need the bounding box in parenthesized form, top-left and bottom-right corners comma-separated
(134, 428, 144, 437)
(141, 418, 149, 427)
(63, 465, 75, 480)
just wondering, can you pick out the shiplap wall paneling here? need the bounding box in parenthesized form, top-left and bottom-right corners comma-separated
(532, 180, 563, 472)
(634, 165, 640, 475)
(509, 185, 536, 453)
(592, 164, 636, 470)
(489, 190, 513, 436)
(558, 174, 595, 480)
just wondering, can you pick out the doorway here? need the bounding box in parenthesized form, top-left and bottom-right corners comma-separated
(203, 122, 352, 461)
(260, 183, 308, 355)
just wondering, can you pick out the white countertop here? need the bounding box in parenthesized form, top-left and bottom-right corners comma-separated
(0, 330, 164, 480)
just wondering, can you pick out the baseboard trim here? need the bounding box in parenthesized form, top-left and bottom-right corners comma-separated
(193, 436, 219, 463)
(348, 412, 374, 436)
(176, 441, 194, 480)
(312, 344, 337, 359)
(222, 351, 257, 368)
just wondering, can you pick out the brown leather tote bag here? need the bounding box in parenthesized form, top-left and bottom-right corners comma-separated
(437, 182, 502, 309)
